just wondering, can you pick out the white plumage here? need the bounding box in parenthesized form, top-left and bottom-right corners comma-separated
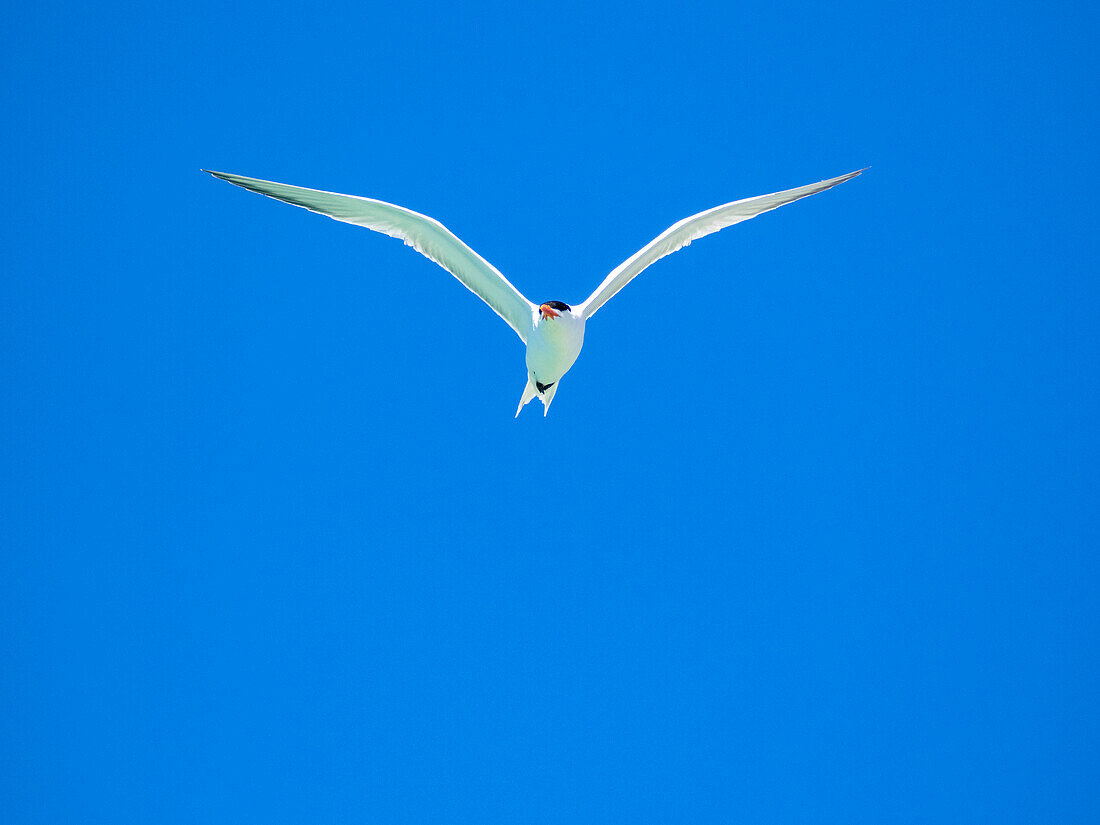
(205, 168, 864, 416)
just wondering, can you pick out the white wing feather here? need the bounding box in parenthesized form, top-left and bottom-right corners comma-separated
(578, 169, 865, 320)
(204, 170, 537, 342)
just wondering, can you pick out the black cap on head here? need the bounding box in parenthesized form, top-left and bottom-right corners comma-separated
(543, 301, 571, 312)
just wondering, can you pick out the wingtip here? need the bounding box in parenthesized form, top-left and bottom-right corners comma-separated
(827, 167, 868, 186)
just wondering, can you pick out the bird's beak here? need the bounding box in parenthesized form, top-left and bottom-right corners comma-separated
(540, 303, 560, 319)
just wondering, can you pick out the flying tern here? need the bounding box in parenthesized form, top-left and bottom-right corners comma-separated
(204, 168, 863, 416)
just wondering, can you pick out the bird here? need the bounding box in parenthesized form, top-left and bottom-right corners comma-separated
(204, 168, 864, 416)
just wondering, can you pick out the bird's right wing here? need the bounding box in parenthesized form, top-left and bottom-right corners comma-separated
(205, 170, 537, 343)
(577, 169, 864, 320)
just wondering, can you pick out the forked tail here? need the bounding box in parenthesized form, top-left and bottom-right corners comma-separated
(515, 376, 560, 417)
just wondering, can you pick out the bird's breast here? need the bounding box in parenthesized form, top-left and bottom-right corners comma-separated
(526, 316, 585, 382)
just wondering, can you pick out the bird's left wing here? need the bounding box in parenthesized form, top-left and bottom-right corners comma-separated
(204, 170, 537, 343)
(577, 169, 864, 320)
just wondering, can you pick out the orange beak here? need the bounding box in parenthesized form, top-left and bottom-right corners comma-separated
(540, 303, 560, 319)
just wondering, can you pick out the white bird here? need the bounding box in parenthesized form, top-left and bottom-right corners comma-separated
(204, 168, 863, 416)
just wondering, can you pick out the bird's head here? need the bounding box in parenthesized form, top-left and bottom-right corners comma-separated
(539, 301, 571, 320)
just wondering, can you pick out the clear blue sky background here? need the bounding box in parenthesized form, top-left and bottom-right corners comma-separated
(3, 1, 1098, 822)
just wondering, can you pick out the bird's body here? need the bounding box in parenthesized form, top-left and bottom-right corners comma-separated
(204, 168, 864, 416)
(522, 304, 586, 415)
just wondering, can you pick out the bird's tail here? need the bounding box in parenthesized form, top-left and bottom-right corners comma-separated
(539, 382, 559, 417)
(515, 378, 538, 418)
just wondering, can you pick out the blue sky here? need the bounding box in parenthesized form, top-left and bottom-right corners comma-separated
(3, 0, 1098, 821)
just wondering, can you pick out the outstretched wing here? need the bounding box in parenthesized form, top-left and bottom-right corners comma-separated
(577, 169, 864, 320)
(204, 170, 537, 342)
